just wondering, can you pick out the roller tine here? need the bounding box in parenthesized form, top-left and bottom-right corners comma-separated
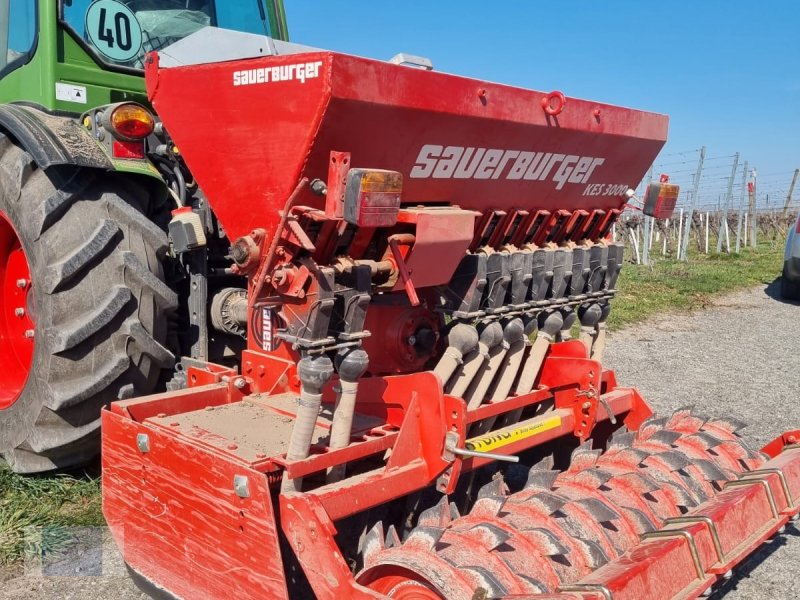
(478, 475, 509, 499)
(532, 454, 556, 471)
(620, 506, 657, 534)
(385, 524, 401, 549)
(661, 480, 699, 510)
(637, 416, 668, 439)
(688, 431, 725, 449)
(705, 433, 751, 456)
(641, 414, 668, 428)
(418, 495, 452, 527)
(528, 491, 567, 515)
(608, 447, 650, 467)
(404, 526, 446, 551)
(740, 456, 768, 472)
(607, 430, 637, 450)
(573, 497, 620, 522)
(522, 527, 571, 557)
(517, 574, 547, 594)
(668, 409, 707, 432)
(647, 430, 682, 447)
(468, 522, 512, 551)
(461, 566, 508, 598)
(579, 468, 615, 488)
(675, 470, 711, 503)
(568, 442, 602, 471)
(573, 536, 610, 569)
(737, 438, 764, 461)
(449, 501, 461, 520)
(646, 450, 691, 472)
(669, 405, 695, 425)
(691, 458, 731, 482)
(613, 471, 662, 494)
(525, 469, 559, 491)
(471, 495, 506, 518)
(707, 416, 748, 435)
(362, 521, 385, 565)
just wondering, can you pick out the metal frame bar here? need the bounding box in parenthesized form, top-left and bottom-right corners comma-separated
(640, 529, 704, 579)
(664, 516, 725, 564)
(724, 478, 779, 518)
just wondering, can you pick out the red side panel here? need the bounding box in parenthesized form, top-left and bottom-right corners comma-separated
(102, 409, 289, 600)
(147, 52, 668, 241)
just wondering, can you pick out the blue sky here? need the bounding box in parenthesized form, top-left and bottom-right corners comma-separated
(286, 1, 799, 209)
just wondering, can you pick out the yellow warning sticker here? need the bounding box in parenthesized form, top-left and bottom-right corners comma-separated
(465, 415, 562, 453)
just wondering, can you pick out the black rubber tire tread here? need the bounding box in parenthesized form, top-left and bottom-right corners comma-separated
(781, 262, 800, 301)
(0, 134, 177, 473)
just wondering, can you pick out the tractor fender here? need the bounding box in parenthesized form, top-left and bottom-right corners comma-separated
(0, 103, 112, 170)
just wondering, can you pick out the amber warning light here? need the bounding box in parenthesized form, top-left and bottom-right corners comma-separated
(106, 103, 155, 140)
(343, 169, 403, 228)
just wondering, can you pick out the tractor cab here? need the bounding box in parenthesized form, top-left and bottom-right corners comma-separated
(0, 0, 289, 112)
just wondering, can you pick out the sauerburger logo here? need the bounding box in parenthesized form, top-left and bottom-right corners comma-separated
(233, 60, 323, 86)
(410, 144, 605, 190)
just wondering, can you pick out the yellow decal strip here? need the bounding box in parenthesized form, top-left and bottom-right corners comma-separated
(465, 415, 563, 453)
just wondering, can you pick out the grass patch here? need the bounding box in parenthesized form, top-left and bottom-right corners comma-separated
(609, 242, 784, 330)
(0, 463, 103, 565)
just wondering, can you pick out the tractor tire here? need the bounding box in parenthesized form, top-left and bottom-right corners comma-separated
(781, 262, 800, 301)
(0, 135, 177, 474)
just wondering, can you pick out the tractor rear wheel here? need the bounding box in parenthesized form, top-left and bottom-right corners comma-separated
(0, 135, 177, 473)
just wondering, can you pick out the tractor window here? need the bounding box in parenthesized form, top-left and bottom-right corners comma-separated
(1, 0, 37, 75)
(61, 0, 273, 70)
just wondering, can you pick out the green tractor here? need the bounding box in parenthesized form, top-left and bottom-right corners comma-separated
(0, 0, 288, 473)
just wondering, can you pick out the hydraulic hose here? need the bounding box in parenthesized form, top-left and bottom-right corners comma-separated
(578, 303, 603, 357)
(591, 302, 612, 363)
(467, 319, 525, 435)
(433, 324, 479, 386)
(447, 322, 504, 398)
(327, 347, 370, 483)
(281, 355, 334, 493)
(489, 318, 529, 402)
(514, 311, 563, 396)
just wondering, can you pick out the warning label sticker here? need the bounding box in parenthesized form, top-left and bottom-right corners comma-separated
(465, 415, 562, 453)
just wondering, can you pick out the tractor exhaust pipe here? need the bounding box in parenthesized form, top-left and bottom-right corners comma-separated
(281, 355, 334, 493)
(447, 322, 504, 398)
(327, 347, 370, 483)
(433, 324, 479, 386)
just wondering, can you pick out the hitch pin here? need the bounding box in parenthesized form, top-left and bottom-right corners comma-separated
(445, 433, 519, 463)
(597, 396, 617, 425)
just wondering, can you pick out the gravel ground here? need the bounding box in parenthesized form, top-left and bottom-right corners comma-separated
(605, 281, 800, 600)
(1, 282, 797, 599)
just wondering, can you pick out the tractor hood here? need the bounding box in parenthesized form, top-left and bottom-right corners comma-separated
(145, 47, 667, 240)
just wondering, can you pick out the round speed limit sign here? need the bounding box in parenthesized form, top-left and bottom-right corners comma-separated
(85, 0, 143, 63)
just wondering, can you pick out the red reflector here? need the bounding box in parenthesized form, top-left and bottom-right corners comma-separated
(642, 182, 680, 219)
(112, 140, 145, 159)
